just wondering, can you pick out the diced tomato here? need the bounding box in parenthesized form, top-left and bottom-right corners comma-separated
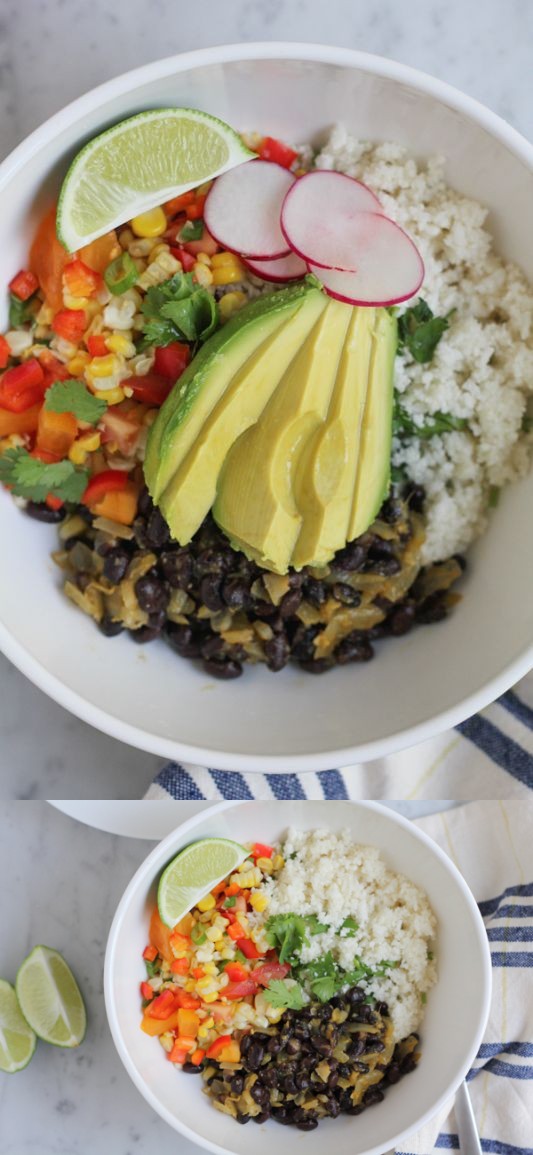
(0, 359, 45, 413)
(258, 136, 298, 169)
(39, 351, 71, 390)
(251, 843, 274, 860)
(236, 937, 263, 960)
(82, 469, 129, 506)
(205, 1034, 232, 1060)
(63, 258, 103, 298)
(170, 246, 196, 271)
(45, 494, 64, 511)
(127, 373, 174, 407)
(209, 1002, 233, 1024)
(9, 269, 39, 301)
(0, 335, 10, 369)
(222, 979, 258, 1000)
(87, 334, 108, 357)
(183, 228, 219, 258)
(140, 981, 154, 1001)
(170, 958, 189, 976)
(224, 962, 250, 983)
(30, 447, 61, 464)
(52, 309, 87, 343)
(153, 342, 190, 381)
(251, 962, 290, 987)
(99, 408, 142, 454)
(174, 990, 201, 1010)
(146, 989, 177, 1020)
(143, 945, 158, 962)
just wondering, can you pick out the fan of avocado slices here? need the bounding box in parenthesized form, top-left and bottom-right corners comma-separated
(143, 276, 397, 575)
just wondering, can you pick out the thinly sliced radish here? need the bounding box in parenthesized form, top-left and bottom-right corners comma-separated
(307, 212, 424, 306)
(204, 159, 294, 260)
(244, 251, 308, 282)
(281, 170, 383, 271)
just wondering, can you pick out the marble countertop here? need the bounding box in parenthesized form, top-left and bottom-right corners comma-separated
(0, 800, 458, 1154)
(1, 0, 532, 798)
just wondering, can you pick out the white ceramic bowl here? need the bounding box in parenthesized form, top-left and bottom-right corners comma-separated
(104, 800, 492, 1155)
(0, 44, 532, 772)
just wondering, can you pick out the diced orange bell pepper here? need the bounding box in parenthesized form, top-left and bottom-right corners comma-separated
(143, 944, 158, 962)
(219, 1040, 241, 1063)
(140, 981, 154, 1001)
(205, 1035, 232, 1060)
(9, 269, 39, 301)
(167, 1043, 188, 1064)
(177, 1009, 200, 1038)
(170, 958, 189, 976)
(52, 308, 87, 343)
(78, 231, 121, 275)
(224, 883, 240, 897)
(0, 403, 41, 437)
(190, 1048, 205, 1067)
(227, 922, 243, 941)
(63, 258, 103, 298)
(29, 205, 69, 313)
(36, 407, 77, 458)
(91, 482, 139, 526)
(149, 908, 175, 964)
(175, 991, 201, 1010)
(146, 989, 177, 1019)
(141, 1007, 182, 1037)
(164, 190, 195, 216)
(169, 932, 191, 953)
(173, 1035, 196, 1052)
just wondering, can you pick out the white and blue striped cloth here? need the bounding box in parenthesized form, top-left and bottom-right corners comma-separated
(397, 802, 533, 1155)
(146, 674, 533, 800)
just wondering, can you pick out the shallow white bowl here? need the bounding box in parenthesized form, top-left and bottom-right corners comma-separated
(0, 43, 532, 771)
(104, 800, 492, 1155)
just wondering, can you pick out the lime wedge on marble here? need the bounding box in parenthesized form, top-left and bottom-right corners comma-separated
(158, 837, 249, 927)
(16, 946, 86, 1048)
(0, 979, 37, 1072)
(57, 107, 256, 251)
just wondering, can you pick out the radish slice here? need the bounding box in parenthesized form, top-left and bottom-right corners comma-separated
(281, 170, 384, 271)
(204, 159, 294, 260)
(307, 213, 424, 306)
(244, 251, 308, 282)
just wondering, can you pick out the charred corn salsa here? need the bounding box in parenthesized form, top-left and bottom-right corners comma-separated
(140, 831, 436, 1130)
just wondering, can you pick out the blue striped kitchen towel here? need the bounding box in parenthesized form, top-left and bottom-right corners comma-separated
(145, 673, 533, 799)
(397, 801, 533, 1155)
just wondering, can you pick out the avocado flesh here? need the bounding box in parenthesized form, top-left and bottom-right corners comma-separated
(348, 309, 396, 541)
(158, 288, 327, 544)
(144, 279, 318, 503)
(213, 297, 349, 574)
(291, 306, 376, 569)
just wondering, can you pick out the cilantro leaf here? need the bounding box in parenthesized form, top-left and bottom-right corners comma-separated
(393, 396, 468, 440)
(160, 292, 217, 342)
(265, 913, 309, 965)
(263, 980, 304, 1011)
(44, 379, 107, 425)
(223, 896, 237, 908)
(178, 219, 204, 242)
(374, 959, 399, 977)
(145, 958, 161, 979)
(141, 317, 179, 349)
(397, 299, 453, 363)
(338, 916, 358, 938)
(141, 271, 219, 348)
(306, 914, 330, 935)
(0, 448, 89, 503)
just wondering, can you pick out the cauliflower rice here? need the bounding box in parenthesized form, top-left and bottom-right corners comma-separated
(263, 827, 437, 1041)
(313, 126, 533, 563)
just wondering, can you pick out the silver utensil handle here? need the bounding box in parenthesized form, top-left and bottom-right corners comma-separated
(455, 1080, 482, 1155)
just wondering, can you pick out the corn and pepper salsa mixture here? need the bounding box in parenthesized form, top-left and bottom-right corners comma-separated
(139, 838, 427, 1131)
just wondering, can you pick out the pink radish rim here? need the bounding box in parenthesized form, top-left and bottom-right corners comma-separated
(280, 170, 384, 271)
(204, 158, 294, 261)
(307, 261, 425, 306)
(244, 256, 307, 283)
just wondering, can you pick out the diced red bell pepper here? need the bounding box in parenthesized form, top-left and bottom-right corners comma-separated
(175, 990, 201, 1010)
(45, 494, 64, 512)
(251, 843, 274, 860)
(222, 980, 258, 1000)
(82, 469, 129, 507)
(190, 1048, 205, 1067)
(127, 373, 174, 407)
(63, 258, 103, 298)
(167, 1043, 188, 1064)
(153, 342, 190, 381)
(185, 196, 206, 221)
(224, 962, 250, 983)
(236, 937, 263, 960)
(251, 962, 290, 987)
(170, 958, 189, 976)
(9, 269, 39, 301)
(0, 336, 10, 369)
(169, 246, 196, 271)
(39, 351, 72, 390)
(30, 447, 61, 464)
(51, 308, 87, 343)
(146, 989, 177, 1020)
(143, 944, 158, 962)
(258, 137, 298, 169)
(205, 1034, 232, 1060)
(0, 359, 45, 413)
(87, 334, 108, 357)
(140, 981, 154, 1001)
(164, 190, 195, 216)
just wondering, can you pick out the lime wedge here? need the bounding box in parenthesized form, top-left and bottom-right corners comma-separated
(0, 979, 37, 1073)
(15, 947, 86, 1048)
(158, 837, 249, 927)
(57, 107, 256, 251)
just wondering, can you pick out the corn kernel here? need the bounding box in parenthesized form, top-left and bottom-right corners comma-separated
(205, 926, 221, 942)
(197, 893, 216, 912)
(68, 443, 88, 466)
(131, 206, 167, 238)
(63, 293, 89, 311)
(90, 386, 125, 405)
(67, 353, 91, 375)
(159, 1032, 174, 1053)
(214, 939, 226, 952)
(106, 333, 136, 357)
(211, 252, 243, 269)
(151, 242, 170, 260)
(202, 991, 218, 1004)
(198, 1025, 210, 1039)
(256, 857, 273, 873)
(272, 855, 284, 871)
(212, 267, 244, 286)
(184, 979, 196, 993)
(192, 262, 213, 287)
(203, 963, 217, 976)
(196, 976, 213, 990)
(235, 868, 262, 889)
(87, 354, 119, 379)
(195, 252, 212, 266)
(204, 1017, 215, 1029)
(249, 893, 269, 913)
(218, 291, 247, 321)
(78, 431, 101, 453)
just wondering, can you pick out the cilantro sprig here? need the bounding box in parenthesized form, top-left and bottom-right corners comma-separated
(141, 271, 219, 349)
(44, 379, 107, 425)
(265, 913, 330, 965)
(0, 447, 89, 504)
(263, 980, 304, 1011)
(393, 396, 468, 440)
(397, 299, 454, 363)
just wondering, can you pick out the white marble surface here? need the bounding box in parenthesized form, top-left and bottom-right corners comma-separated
(0, 0, 532, 798)
(0, 800, 458, 1154)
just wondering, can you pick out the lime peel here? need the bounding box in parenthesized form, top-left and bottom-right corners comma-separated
(57, 107, 256, 251)
(157, 837, 249, 928)
(0, 979, 37, 1073)
(16, 946, 87, 1049)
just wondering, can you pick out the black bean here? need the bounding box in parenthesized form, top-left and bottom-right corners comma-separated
(199, 574, 224, 612)
(182, 1061, 203, 1074)
(99, 616, 124, 638)
(222, 576, 251, 609)
(363, 1086, 385, 1106)
(230, 1074, 244, 1095)
(102, 546, 130, 584)
(366, 555, 402, 576)
(334, 541, 367, 571)
(416, 592, 449, 623)
(298, 658, 333, 674)
(285, 1038, 301, 1056)
(130, 625, 159, 643)
(345, 1104, 364, 1116)
(332, 582, 361, 606)
(246, 1041, 265, 1070)
(144, 508, 170, 548)
(203, 657, 243, 680)
(253, 1111, 270, 1124)
(25, 501, 66, 523)
(159, 549, 193, 590)
(335, 633, 374, 664)
(294, 1071, 310, 1091)
(264, 634, 289, 672)
(250, 1083, 269, 1106)
(387, 602, 415, 636)
(137, 487, 154, 518)
(404, 482, 425, 512)
(236, 1114, 251, 1124)
(296, 1117, 318, 1131)
(252, 598, 279, 620)
(135, 574, 169, 614)
(348, 1038, 365, 1059)
(267, 1038, 281, 1057)
(311, 1035, 331, 1056)
(240, 1035, 252, 1056)
(196, 548, 233, 576)
(304, 578, 328, 607)
(166, 624, 203, 658)
(327, 1071, 339, 1090)
(385, 1063, 401, 1084)
(376, 1001, 389, 1015)
(380, 497, 404, 523)
(400, 1055, 418, 1075)
(347, 987, 365, 1003)
(291, 624, 321, 661)
(261, 1066, 278, 1086)
(201, 634, 226, 661)
(279, 588, 302, 618)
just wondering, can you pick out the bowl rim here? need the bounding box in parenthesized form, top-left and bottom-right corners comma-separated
(103, 799, 493, 1155)
(0, 41, 532, 770)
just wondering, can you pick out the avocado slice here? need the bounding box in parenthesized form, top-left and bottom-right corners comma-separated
(213, 297, 351, 574)
(158, 287, 327, 543)
(144, 278, 319, 504)
(291, 306, 376, 569)
(348, 309, 397, 541)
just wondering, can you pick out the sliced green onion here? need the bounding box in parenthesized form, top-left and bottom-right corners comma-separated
(104, 251, 138, 296)
(191, 924, 207, 945)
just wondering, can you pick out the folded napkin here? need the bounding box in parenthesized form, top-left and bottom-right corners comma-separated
(397, 800, 533, 1155)
(145, 673, 533, 799)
